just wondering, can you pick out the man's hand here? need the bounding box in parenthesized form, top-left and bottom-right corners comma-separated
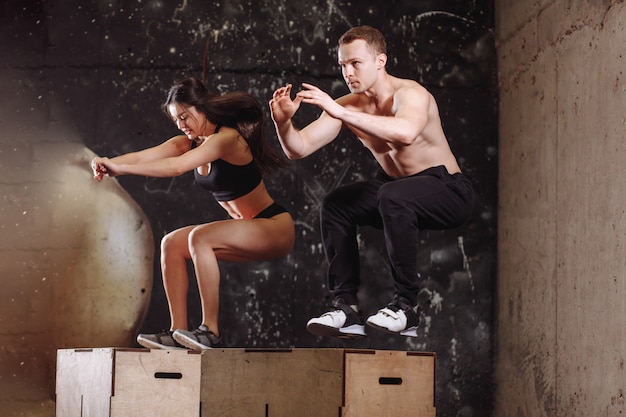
(269, 84, 303, 125)
(296, 83, 345, 119)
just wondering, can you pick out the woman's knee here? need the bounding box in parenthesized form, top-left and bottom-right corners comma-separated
(160, 231, 177, 254)
(187, 225, 214, 254)
(161, 228, 191, 258)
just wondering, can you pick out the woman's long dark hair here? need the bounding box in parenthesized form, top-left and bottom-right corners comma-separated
(162, 77, 289, 175)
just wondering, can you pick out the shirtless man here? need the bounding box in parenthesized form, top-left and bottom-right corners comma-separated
(270, 26, 475, 338)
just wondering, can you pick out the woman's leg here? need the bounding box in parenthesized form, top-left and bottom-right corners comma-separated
(187, 212, 295, 337)
(160, 225, 196, 330)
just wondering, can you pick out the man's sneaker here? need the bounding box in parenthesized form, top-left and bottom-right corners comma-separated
(173, 325, 221, 350)
(366, 296, 421, 337)
(137, 330, 187, 350)
(306, 298, 366, 339)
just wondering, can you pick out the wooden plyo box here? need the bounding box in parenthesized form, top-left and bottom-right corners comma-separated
(202, 348, 436, 417)
(56, 348, 202, 417)
(56, 348, 436, 417)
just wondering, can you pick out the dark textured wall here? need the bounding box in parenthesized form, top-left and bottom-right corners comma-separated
(2, 0, 497, 415)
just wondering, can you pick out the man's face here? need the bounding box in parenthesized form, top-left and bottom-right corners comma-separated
(338, 39, 384, 93)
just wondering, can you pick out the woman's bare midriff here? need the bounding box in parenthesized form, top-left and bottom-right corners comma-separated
(218, 181, 276, 219)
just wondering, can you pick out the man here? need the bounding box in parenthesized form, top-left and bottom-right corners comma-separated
(269, 26, 475, 338)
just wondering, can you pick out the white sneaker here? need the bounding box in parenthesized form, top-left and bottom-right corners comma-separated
(366, 298, 421, 337)
(306, 299, 366, 339)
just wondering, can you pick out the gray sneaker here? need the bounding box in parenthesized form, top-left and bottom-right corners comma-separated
(173, 325, 221, 350)
(137, 330, 187, 350)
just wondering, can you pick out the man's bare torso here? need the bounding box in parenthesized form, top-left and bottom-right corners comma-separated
(342, 78, 461, 178)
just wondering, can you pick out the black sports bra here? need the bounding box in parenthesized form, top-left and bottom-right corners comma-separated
(192, 126, 263, 202)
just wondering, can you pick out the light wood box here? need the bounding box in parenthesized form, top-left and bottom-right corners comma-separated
(56, 348, 202, 417)
(56, 348, 436, 417)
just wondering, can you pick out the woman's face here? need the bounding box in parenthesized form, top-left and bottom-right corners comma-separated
(168, 102, 209, 140)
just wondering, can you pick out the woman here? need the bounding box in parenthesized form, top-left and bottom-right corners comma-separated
(91, 78, 295, 350)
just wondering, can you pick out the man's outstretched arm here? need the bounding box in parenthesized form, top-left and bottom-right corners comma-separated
(270, 83, 343, 159)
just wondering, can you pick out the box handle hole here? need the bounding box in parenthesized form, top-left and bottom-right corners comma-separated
(154, 372, 183, 379)
(379, 377, 403, 385)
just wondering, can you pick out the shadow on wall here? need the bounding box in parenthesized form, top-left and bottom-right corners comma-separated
(0, 78, 154, 417)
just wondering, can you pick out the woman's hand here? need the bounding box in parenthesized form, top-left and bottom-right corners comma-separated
(91, 157, 108, 181)
(91, 157, 122, 181)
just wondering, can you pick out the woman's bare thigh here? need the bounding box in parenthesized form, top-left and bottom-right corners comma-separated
(188, 213, 295, 262)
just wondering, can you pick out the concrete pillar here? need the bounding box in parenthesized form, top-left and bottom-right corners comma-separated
(495, 1, 626, 415)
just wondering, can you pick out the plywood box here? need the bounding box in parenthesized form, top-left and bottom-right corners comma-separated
(56, 348, 202, 417)
(56, 348, 436, 417)
(201, 348, 436, 417)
